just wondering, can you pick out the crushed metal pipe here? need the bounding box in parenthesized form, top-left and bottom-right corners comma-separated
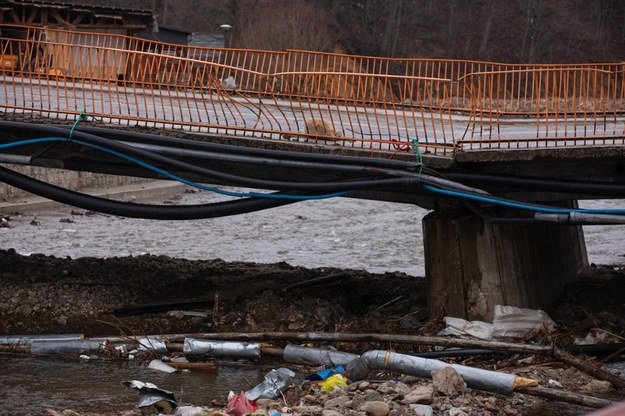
(136, 337, 169, 353)
(283, 343, 359, 366)
(183, 338, 261, 360)
(346, 350, 537, 395)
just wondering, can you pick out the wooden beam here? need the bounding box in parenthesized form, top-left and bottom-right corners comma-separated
(49, 9, 74, 28)
(71, 12, 86, 26)
(25, 8, 38, 24)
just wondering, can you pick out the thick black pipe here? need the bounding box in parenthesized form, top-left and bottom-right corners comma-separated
(1, 122, 421, 192)
(66, 124, 421, 171)
(0, 165, 297, 220)
(3, 120, 421, 172)
(445, 171, 625, 197)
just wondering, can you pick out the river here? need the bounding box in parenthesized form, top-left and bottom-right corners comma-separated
(1, 190, 624, 415)
(1, 189, 624, 276)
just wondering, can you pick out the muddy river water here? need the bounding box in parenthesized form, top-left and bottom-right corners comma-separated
(1, 190, 624, 415)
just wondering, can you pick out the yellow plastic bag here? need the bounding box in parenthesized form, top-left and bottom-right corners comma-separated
(318, 374, 348, 393)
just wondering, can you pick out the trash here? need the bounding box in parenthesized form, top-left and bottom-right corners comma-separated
(305, 366, 344, 381)
(122, 380, 178, 415)
(492, 305, 556, 340)
(346, 350, 538, 395)
(176, 406, 208, 416)
(439, 305, 556, 341)
(318, 374, 348, 393)
(136, 337, 169, 354)
(226, 391, 257, 416)
(115, 344, 128, 354)
(167, 310, 209, 318)
(148, 359, 178, 373)
(439, 316, 494, 340)
(574, 329, 611, 345)
(548, 379, 563, 388)
(183, 338, 261, 360)
(245, 368, 296, 401)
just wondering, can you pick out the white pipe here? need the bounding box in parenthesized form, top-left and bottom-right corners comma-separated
(347, 350, 535, 395)
(183, 338, 261, 359)
(283, 344, 359, 366)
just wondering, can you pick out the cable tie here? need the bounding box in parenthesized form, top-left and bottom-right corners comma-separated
(68, 111, 86, 141)
(411, 138, 423, 181)
(68, 111, 102, 141)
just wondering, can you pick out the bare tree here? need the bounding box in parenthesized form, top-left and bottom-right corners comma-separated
(231, 0, 334, 51)
(379, 0, 402, 57)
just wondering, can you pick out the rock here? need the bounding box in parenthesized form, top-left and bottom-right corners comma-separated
(410, 404, 434, 416)
(503, 404, 518, 415)
(291, 404, 323, 415)
(431, 367, 467, 397)
(358, 381, 371, 391)
(364, 389, 382, 401)
(448, 407, 468, 416)
(324, 395, 350, 410)
(360, 401, 390, 416)
(402, 385, 434, 405)
(321, 411, 343, 416)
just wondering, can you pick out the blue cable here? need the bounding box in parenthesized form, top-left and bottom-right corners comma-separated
(0, 137, 353, 201)
(3, 136, 625, 214)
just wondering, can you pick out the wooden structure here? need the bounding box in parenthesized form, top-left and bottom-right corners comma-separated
(0, 0, 155, 33)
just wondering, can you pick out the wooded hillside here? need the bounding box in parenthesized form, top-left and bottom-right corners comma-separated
(73, 0, 625, 63)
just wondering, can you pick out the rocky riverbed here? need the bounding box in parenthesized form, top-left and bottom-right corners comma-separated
(1, 249, 625, 415)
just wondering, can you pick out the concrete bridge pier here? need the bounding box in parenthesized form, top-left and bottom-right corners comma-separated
(422, 202, 588, 321)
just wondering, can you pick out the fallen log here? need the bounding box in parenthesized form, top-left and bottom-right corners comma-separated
(552, 347, 625, 390)
(517, 386, 617, 409)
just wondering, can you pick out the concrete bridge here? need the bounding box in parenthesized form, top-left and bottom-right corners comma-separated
(1, 25, 624, 321)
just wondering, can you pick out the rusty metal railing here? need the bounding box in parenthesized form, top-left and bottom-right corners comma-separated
(0, 24, 623, 155)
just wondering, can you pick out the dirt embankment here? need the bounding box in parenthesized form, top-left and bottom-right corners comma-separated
(2, 250, 625, 415)
(1, 247, 625, 349)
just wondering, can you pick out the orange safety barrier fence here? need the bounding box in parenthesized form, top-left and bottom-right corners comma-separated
(0, 25, 623, 155)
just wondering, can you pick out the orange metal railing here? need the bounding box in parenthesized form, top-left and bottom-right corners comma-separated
(0, 25, 623, 155)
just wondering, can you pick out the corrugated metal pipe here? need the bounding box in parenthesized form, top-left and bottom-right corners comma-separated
(183, 338, 261, 360)
(346, 350, 537, 395)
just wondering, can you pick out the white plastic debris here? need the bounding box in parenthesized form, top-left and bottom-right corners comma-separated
(439, 316, 494, 340)
(137, 337, 169, 353)
(491, 305, 556, 340)
(122, 380, 178, 413)
(440, 305, 556, 341)
(548, 379, 563, 388)
(148, 359, 178, 373)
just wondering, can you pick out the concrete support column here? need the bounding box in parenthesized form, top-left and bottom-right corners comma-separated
(423, 204, 588, 321)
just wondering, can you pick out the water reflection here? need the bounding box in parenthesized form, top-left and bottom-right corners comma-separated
(0, 356, 266, 415)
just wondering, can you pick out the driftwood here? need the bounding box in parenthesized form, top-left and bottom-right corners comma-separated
(517, 386, 617, 409)
(157, 331, 553, 354)
(165, 361, 217, 371)
(553, 347, 625, 390)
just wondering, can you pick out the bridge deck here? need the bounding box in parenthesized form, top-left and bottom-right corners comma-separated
(1, 25, 624, 205)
